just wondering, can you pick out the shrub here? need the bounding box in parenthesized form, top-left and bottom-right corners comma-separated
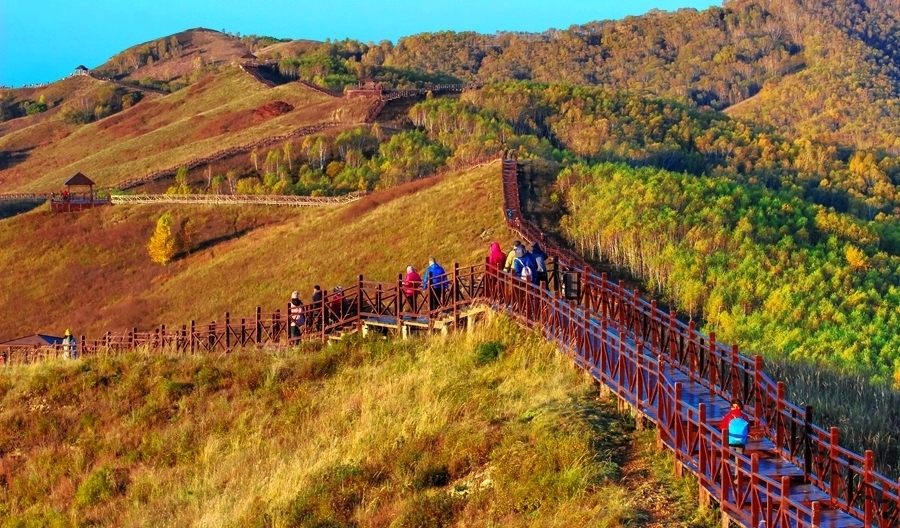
(413, 464, 450, 490)
(475, 341, 503, 365)
(75, 465, 126, 507)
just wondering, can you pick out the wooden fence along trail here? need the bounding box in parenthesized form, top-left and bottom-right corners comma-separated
(3, 157, 898, 527)
(109, 192, 366, 206)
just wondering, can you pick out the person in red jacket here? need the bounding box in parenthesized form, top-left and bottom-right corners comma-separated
(403, 265, 422, 313)
(719, 398, 751, 481)
(487, 242, 506, 271)
(486, 242, 507, 298)
(720, 398, 751, 453)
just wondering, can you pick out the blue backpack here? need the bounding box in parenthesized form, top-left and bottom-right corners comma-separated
(728, 416, 750, 446)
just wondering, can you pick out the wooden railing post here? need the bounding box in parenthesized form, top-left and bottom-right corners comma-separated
(256, 307, 262, 344)
(776, 382, 786, 449)
(865, 450, 874, 526)
(668, 310, 678, 359)
(225, 312, 231, 351)
(804, 405, 813, 481)
(688, 320, 698, 382)
(753, 355, 764, 409)
(356, 274, 363, 334)
(190, 321, 196, 353)
(830, 427, 840, 501)
(453, 263, 460, 325)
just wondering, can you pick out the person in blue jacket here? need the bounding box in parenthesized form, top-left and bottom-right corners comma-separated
(422, 257, 448, 311)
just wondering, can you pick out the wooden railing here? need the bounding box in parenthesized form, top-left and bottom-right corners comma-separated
(2, 155, 897, 526)
(109, 192, 366, 206)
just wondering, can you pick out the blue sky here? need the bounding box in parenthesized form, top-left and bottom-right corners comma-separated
(1, 1, 720, 88)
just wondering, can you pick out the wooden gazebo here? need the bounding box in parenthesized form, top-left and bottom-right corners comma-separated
(51, 172, 110, 213)
(74, 65, 90, 76)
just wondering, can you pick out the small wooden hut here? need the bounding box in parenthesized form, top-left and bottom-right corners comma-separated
(0, 334, 64, 364)
(51, 172, 110, 213)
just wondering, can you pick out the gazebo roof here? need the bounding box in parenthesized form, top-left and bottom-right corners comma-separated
(240, 53, 257, 60)
(0, 334, 63, 347)
(75, 65, 89, 71)
(64, 172, 95, 186)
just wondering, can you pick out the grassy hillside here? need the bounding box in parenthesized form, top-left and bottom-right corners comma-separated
(0, 314, 714, 527)
(0, 164, 508, 341)
(0, 67, 371, 192)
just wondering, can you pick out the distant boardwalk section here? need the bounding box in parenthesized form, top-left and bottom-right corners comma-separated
(110, 192, 366, 206)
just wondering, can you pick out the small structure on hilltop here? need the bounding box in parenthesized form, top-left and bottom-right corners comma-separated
(239, 52, 258, 66)
(0, 334, 64, 363)
(51, 172, 111, 213)
(74, 65, 90, 76)
(345, 78, 383, 98)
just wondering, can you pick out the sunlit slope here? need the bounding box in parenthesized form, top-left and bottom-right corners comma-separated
(0, 315, 696, 527)
(0, 68, 371, 192)
(0, 164, 509, 340)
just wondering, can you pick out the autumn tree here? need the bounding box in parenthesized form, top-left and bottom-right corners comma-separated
(147, 212, 178, 265)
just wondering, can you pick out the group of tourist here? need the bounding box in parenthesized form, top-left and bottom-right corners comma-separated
(288, 285, 348, 340)
(287, 240, 560, 341)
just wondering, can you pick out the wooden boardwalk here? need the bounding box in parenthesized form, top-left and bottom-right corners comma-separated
(2, 157, 897, 527)
(109, 192, 365, 206)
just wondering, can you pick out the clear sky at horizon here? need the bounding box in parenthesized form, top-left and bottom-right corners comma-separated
(0, 0, 720, 88)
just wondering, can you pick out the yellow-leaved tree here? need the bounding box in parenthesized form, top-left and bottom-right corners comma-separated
(147, 212, 177, 265)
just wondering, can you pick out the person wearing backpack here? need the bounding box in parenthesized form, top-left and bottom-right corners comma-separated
(503, 240, 522, 273)
(422, 257, 448, 312)
(531, 242, 549, 285)
(720, 398, 751, 453)
(720, 398, 751, 484)
(288, 291, 305, 342)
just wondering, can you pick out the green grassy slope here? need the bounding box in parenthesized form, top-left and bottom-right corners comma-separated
(0, 164, 509, 341)
(0, 314, 714, 527)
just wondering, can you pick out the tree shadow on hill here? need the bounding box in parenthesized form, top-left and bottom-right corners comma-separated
(0, 147, 35, 171)
(0, 199, 45, 220)
(176, 228, 251, 260)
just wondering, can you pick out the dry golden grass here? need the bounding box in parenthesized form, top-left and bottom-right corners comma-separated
(0, 68, 371, 191)
(0, 164, 510, 341)
(0, 313, 713, 527)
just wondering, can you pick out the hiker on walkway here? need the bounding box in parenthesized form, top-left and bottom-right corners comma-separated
(503, 240, 522, 273)
(512, 244, 537, 284)
(403, 265, 421, 313)
(720, 398, 751, 483)
(422, 257, 448, 312)
(487, 242, 506, 271)
(531, 242, 549, 285)
(62, 328, 77, 359)
(720, 398, 751, 453)
(486, 242, 507, 299)
(329, 286, 345, 324)
(288, 291, 305, 342)
(311, 285, 324, 331)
